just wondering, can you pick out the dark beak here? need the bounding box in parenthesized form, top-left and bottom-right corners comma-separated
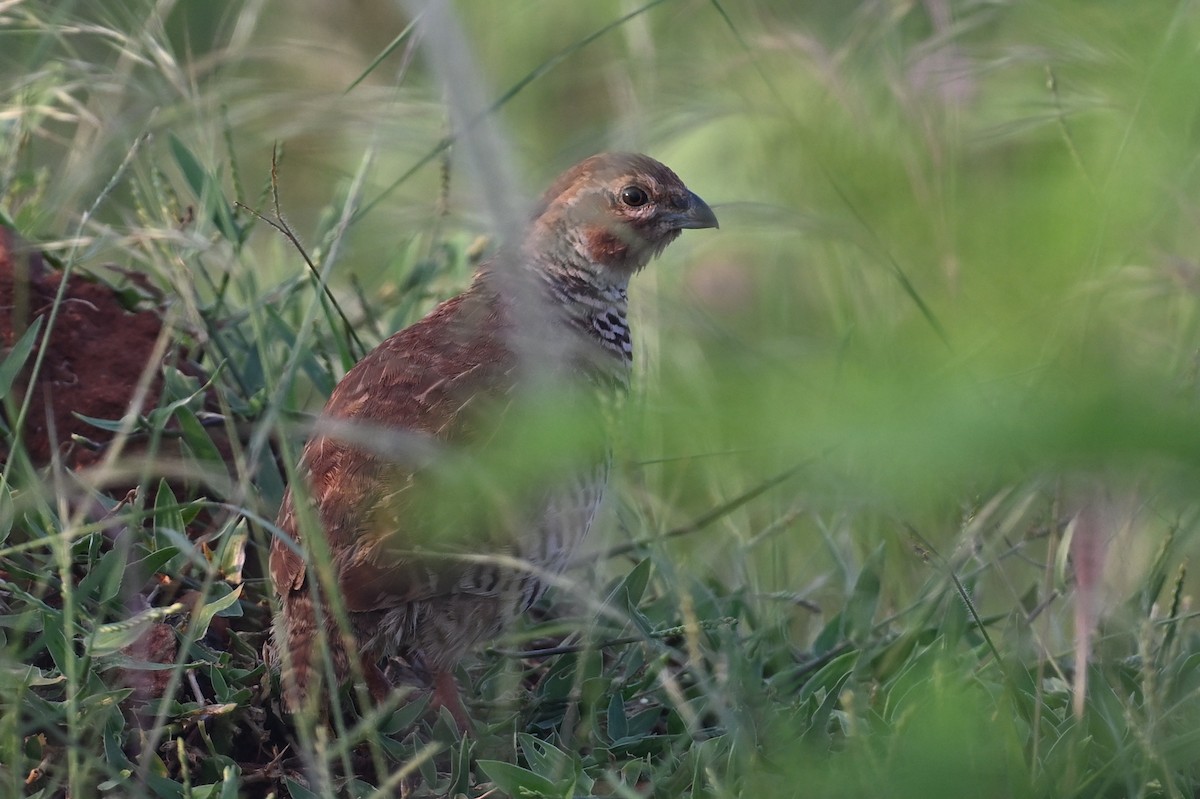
(671, 190, 719, 230)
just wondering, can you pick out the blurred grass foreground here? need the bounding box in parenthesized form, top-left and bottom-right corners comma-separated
(2, 0, 1200, 796)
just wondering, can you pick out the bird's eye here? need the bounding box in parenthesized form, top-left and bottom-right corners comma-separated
(620, 186, 649, 207)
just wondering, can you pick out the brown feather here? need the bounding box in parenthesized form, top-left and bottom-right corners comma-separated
(270, 152, 717, 720)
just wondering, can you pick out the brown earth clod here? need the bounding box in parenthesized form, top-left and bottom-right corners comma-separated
(0, 227, 168, 470)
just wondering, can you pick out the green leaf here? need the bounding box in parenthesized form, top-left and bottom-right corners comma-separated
(40, 607, 72, 677)
(611, 558, 652, 608)
(174, 403, 224, 464)
(76, 544, 128, 605)
(796, 650, 860, 706)
(208, 662, 229, 701)
(169, 133, 207, 199)
(161, 362, 203, 403)
(130, 546, 183, 579)
(77, 685, 134, 710)
(477, 760, 564, 798)
(2, 663, 65, 687)
(169, 133, 243, 245)
(213, 518, 248, 583)
(810, 610, 844, 657)
(0, 482, 13, 545)
(606, 693, 628, 742)
(447, 736, 475, 798)
(144, 770, 184, 799)
(147, 365, 216, 429)
(804, 678, 847, 746)
(0, 573, 56, 613)
(379, 693, 429, 735)
(283, 778, 320, 799)
(90, 602, 183, 657)
(599, 558, 654, 636)
(153, 480, 189, 570)
(189, 585, 242, 640)
(345, 778, 377, 798)
(517, 733, 575, 782)
(265, 305, 335, 395)
(0, 315, 43, 401)
(623, 706, 661, 740)
(103, 718, 134, 770)
(72, 411, 135, 433)
(1055, 518, 1074, 592)
(842, 543, 884, 644)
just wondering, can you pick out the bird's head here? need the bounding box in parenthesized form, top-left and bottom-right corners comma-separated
(525, 152, 718, 282)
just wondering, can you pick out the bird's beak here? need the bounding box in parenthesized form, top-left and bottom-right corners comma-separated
(671, 191, 719, 230)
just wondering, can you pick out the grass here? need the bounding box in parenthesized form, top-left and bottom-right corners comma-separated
(3, 0, 1200, 796)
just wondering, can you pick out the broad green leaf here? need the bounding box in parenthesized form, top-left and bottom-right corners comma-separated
(90, 602, 183, 657)
(153, 480, 189, 570)
(144, 768, 184, 799)
(208, 662, 229, 700)
(161, 363, 203, 403)
(797, 650, 860, 706)
(0, 315, 43, 400)
(174, 404, 224, 464)
(40, 607, 71, 677)
(214, 519, 248, 583)
(477, 760, 563, 799)
(2, 663, 65, 687)
(72, 411, 136, 433)
(130, 546, 183, 579)
(345, 778, 377, 798)
(842, 543, 884, 644)
(76, 543, 128, 605)
(96, 655, 193, 672)
(802, 667, 851, 746)
(0, 482, 13, 545)
(189, 585, 242, 640)
(148, 366, 217, 429)
(598, 558, 654, 636)
(0, 575, 55, 613)
(168, 133, 243, 245)
(179, 498, 206, 528)
(379, 693, 429, 735)
(283, 778, 320, 799)
(265, 305, 335, 395)
(102, 719, 134, 772)
(606, 693, 628, 742)
(623, 706, 661, 740)
(77, 686, 134, 709)
(810, 610, 844, 657)
(447, 736, 475, 798)
(1056, 518, 1075, 593)
(168, 133, 207, 199)
(518, 733, 574, 781)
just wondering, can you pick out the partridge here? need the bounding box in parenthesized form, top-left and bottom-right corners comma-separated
(270, 152, 717, 725)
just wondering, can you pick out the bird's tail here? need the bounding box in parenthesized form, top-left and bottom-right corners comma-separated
(273, 589, 345, 716)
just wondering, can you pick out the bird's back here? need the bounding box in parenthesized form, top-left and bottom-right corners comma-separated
(270, 273, 618, 680)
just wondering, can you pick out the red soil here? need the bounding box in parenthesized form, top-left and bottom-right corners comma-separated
(0, 227, 167, 469)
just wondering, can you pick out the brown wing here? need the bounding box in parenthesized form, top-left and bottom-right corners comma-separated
(269, 287, 519, 612)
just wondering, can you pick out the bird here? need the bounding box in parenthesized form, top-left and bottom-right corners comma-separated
(269, 152, 718, 728)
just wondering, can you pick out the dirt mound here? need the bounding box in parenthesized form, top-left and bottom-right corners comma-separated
(0, 228, 167, 469)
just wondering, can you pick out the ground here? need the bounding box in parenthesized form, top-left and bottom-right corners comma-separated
(0, 228, 166, 470)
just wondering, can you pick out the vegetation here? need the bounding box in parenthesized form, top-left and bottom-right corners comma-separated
(2, 0, 1199, 796)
